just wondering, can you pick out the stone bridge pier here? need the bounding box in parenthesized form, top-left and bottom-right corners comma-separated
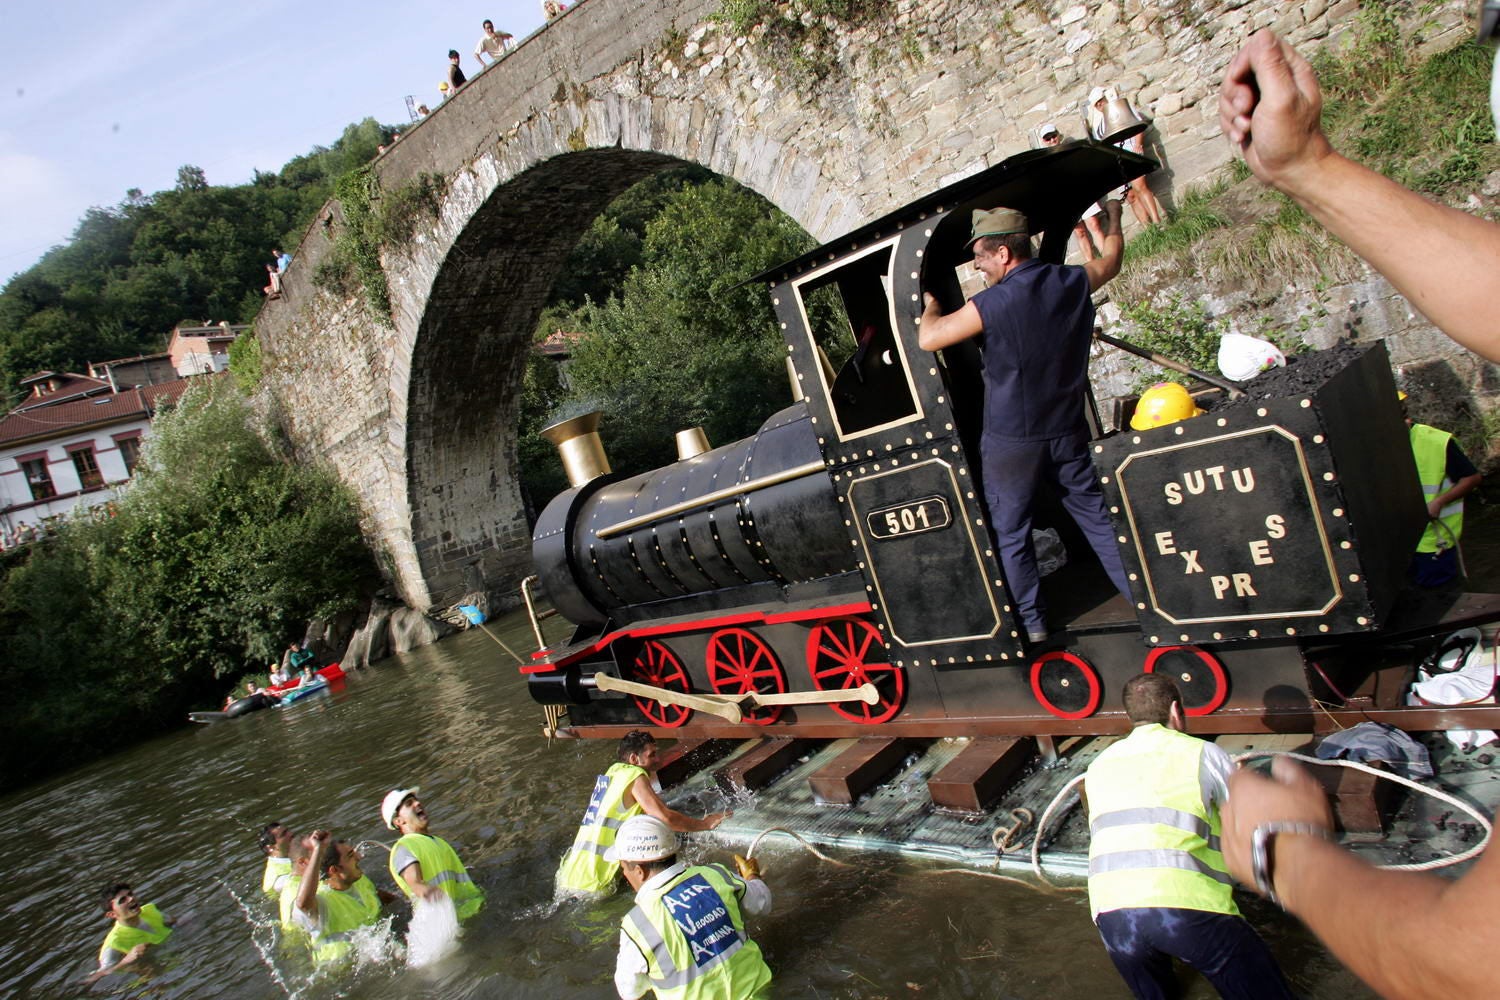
(251, 0, 1466, 610)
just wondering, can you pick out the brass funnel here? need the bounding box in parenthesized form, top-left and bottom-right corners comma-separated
(540, 411, 611, 488)
(675, 427, 711, 461)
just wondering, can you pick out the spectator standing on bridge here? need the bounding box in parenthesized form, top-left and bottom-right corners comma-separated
(273, 248, 291, 273)
(611, 815, 773, 1000)
(543, 1, 568, 20)
(474, 20, 514, 70)
(446, 51, 467, 95)
(918, 203, 1133, 643)
(557, 730, 732, 896)
(1085, 673, 1297, 999)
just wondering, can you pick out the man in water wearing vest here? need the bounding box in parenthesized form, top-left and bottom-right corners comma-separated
(86, 883, 174, 984)
(611, 814, 772, 999)
(285, 830, 384, 965)
(557, 730, 733, 896)
(1403, 393, 1483, 587)
(258, 821, 294, 897)
(382, 786, 485, 920)
(1085, 673, 1295, 999)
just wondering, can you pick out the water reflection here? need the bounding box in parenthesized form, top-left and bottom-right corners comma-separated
(0, 610, 1374, 999)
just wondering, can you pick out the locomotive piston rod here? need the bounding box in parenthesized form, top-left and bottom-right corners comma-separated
(587, 673, 881, 722)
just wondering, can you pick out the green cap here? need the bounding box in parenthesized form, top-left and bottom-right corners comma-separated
(967, 207, 1028, 248)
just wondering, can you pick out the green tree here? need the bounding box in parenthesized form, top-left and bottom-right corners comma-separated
(556, 178, 814, 476)
(0, 378, 377, 783)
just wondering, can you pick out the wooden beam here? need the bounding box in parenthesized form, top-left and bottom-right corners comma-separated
(1310, 759, 1399, 835)
(655, 738, 739, 790)
(714, 738, 818, 795)
(807, 738, 910, 805)
(927, 736, 1037, 814)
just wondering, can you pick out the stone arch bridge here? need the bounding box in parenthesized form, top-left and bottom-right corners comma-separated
(254, 0, 1431, 610)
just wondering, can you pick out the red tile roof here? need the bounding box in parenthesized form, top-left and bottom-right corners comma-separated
(0, 380, 193, 448)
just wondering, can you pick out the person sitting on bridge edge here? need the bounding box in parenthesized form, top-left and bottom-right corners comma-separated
(1085, 673, 1297, 1000)
(284, 831, 384, 965)
(1402, 391, 1483, 588)
(611, 814, 772, 1000)
(557, 730, 732, 896)
(446, 50, 467, 94)
(259, 821, 295, 897)
(86, 882, 174, 984)
(918, 203, 1134, 643)
(474, 19, 514, 70)
(382, 786, 485, 920)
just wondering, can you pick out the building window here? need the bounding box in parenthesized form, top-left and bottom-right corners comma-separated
(70, 447, 103, 490)
(20, 458, 55, 501)
(116, 436, 142, 476)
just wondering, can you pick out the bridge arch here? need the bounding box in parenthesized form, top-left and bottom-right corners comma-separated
(254, 0, 1374, 608)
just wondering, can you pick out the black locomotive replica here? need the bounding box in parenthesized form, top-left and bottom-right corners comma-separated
(522, 141, 1500, 743)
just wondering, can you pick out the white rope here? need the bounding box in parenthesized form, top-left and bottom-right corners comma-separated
(1230, 750, 1493, 872)
(745, 827, 852, 867)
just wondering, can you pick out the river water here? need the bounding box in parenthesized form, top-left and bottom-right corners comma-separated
(4, 608, 1376, 1000)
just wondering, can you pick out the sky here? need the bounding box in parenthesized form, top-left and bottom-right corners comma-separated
(0, 0, 555, 283)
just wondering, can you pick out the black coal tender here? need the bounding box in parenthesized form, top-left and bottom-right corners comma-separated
(520, 142, 1500, 742)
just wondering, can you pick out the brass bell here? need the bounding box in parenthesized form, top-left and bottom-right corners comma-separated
(1098, 96, 1147, 144)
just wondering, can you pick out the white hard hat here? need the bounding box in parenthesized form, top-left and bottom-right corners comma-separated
(605, 815, 679, 863)
(1039, 121, 1059, 137)
(381, 786, 419, 830)
(1217, 333, 1286, 383)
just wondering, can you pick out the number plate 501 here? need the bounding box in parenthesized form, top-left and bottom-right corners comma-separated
(866, 497, 951, 539)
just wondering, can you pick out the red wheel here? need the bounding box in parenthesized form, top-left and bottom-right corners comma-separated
(1029, 651, 1102, 720)
(706, 628, 787, 726)
(805, 617, 905, 724)
(627, 639, 692, 728)
(1144, 646, 1228, 716)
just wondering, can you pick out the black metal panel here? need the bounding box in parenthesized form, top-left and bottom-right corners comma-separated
(1093, 344, 1425, 643)
(678, 447, 760, 590)
(531, 481, 611, 629)
(744, 407, 852, 585)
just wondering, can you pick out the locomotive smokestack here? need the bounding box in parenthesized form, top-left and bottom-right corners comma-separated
(540, 411, 611, 488)
(674, 427, 711, 461)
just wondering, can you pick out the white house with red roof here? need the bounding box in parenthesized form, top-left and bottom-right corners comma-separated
(0, 370, 192, 543)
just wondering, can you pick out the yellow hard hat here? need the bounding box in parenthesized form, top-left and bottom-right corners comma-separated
(1130, 382, 1205, 431)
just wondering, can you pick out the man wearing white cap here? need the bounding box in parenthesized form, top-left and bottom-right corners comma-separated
(380, 787, 485, 921)
(610, 814, 773, 999)
(919, 202, 1133, 643)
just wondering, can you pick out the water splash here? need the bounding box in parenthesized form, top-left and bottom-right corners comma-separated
(347, 916, 407, 967)
(406, 894, 460, 968)
(355, 839, 393, 855)
(218, 878, 299, 999)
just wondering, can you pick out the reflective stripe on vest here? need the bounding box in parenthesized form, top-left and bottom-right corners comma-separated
(620, 863, 772, 1000)
(1411, 423, 1464, 553)
(556, 762, 647, 893)
(1085, 724, 1237, 919)
(389, 833, 484, 921)
(100, 903, 172, 967)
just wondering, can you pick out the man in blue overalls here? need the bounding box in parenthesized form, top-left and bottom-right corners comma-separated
(919, 202, 1133, 641)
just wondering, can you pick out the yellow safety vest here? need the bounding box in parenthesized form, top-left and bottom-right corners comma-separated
(557, 762, 647, 894)
(389, 833, 485, 921)
(621, 863, 773, 1000)
(1411, 424, 1465, 553)
(278, 881, 306, 943)
(263, 855, 293, 896)
(99, 903, 172, 968)
(306, 882, 380, 965)
(1085, 724, 1237, 919)
(350, 875, 383, 922)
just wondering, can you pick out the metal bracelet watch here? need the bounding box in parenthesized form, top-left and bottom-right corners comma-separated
(1249, 821, 1333, 908)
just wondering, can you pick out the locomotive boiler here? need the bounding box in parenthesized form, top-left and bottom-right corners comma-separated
(522, 141, 1500, 742)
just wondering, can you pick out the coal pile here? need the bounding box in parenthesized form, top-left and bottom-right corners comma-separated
(1210, 341, 1371, 413)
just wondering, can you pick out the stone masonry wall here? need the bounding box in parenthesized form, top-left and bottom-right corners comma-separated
(255, 0, 1483, 610)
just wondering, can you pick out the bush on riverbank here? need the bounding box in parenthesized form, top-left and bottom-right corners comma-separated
(0, 378, 378, 783)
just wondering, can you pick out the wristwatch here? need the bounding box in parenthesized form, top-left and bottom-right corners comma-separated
(1249, 821, 1332, 908)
